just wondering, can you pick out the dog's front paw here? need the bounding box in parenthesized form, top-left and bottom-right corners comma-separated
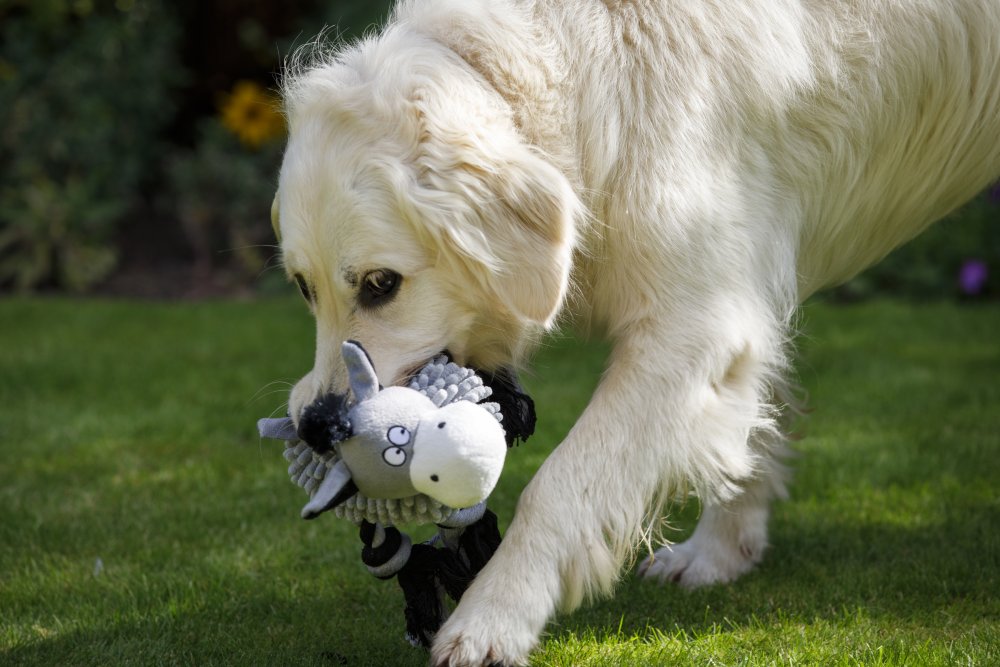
(429, 577, 543, 667)
(637, 530, 765, 589)
(430, 606, 538, 667)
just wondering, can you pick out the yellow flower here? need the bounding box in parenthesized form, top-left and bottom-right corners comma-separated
(219, 81, 285, 148)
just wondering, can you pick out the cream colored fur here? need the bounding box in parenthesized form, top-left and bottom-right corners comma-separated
(275, 1, 1000, 664)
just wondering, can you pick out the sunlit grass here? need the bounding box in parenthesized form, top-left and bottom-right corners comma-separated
(1, 297, 997, 666)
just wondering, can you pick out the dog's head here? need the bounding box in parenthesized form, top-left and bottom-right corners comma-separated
(276, 30, 581, 432)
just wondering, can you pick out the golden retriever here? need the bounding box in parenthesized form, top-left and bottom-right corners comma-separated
(272, 0, 1000, 664)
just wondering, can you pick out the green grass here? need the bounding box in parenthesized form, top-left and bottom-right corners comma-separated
(1, 297, 997, 666)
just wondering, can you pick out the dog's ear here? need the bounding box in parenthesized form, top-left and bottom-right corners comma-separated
(475, 150, 579, 328)
(416, 139, 581, 329)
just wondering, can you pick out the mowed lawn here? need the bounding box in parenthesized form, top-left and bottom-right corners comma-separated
(1, 297, 997, 666)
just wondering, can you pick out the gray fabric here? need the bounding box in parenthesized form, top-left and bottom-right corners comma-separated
(301, 459, 354, 520)
(436, 501, 487, 529)
(364, 532, 413, 579)
(257, 417, 297, 441)
(343, 341, 380, 403)
(409, 356, 500, 420)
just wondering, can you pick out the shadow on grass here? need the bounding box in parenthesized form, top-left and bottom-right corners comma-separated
(9, 498, 995, 666)
(3, 581, 432, 667)
(553, 496, 1000, 642)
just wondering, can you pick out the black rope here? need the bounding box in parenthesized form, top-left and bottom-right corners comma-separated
(359, 510, 503, 648)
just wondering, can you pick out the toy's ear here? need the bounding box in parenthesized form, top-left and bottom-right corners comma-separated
(301, 459, 358, 520)
(343, 340, 380, 402)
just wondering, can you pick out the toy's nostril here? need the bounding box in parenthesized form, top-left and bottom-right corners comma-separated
(430, 474, 439, 482)
(437, 422, 446, 428)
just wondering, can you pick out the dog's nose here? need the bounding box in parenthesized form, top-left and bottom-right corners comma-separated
(297, 391, 352, 453)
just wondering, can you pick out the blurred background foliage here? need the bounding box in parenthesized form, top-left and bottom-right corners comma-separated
(0, 0, 997, 299)
(0, 0, 393, 296)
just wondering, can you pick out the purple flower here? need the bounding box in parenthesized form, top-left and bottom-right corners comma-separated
(959, 259, 989, 295)
(990, 182, 1000, 204)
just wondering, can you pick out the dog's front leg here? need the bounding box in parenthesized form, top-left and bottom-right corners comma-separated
(431, 312, 782, 666)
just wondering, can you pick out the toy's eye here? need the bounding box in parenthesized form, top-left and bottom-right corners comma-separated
(386, 425, 410, 446)
(383, 446, 407, 467)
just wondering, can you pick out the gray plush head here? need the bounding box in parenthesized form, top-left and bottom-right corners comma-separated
(301, 341, 506, 520)
(342, 385, 434, 500)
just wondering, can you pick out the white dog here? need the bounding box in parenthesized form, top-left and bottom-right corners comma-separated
(273, 1, 1000, 664)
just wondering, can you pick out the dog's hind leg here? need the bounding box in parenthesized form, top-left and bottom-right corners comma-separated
(638, 357, 800, 588)
(638, 444, 789, 588)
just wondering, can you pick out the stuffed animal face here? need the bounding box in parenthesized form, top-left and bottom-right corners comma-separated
(407, 400, 507, 508)
(340, 386, 435, 500)
(343, 388, 506, 508)
(300, 341, 507, 519)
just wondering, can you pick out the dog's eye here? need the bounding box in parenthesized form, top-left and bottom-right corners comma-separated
(359, 269, 401, 308)
(293, 274, 312, 303)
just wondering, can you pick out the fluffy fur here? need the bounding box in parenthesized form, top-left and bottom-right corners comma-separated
(275, 1, 1000, 664)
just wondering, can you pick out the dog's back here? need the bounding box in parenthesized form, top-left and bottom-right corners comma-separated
(403, 0, 1000, 299)
(781, 1, 1000, 296)
(583, 0, 1000, 298)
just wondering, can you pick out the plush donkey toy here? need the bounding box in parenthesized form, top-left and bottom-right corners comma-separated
(258, 341, 535, 647)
